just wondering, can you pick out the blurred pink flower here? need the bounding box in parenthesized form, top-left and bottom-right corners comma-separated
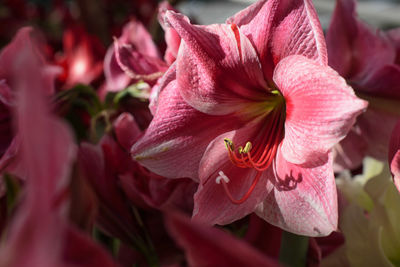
(132, 0, 367, 236)
(327, 0, 400, 170)
(55, 25, 105, 89)
(79, 112, 196, 243)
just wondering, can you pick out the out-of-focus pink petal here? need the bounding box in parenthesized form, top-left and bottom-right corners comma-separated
(256, 150, 337, 237)
(113, 112, 142, 151)
(193, 119, 271, 225)
(274, 55, 367, 165)
(227, 0, 327, 80)
(333, 128, 367, 171)
(326, 0, 395, 79)
(165, 211, 281, 267)
(389, 120, 400, 192)
(0, 138, 18, 173)
(119, 172, 196, 212)
(387, 28, 400, 64)
(357, 109, 399, 161)
(0, 34, 76, 267)
(131, 70, 243, 180)
(119, 19, 161, 59)
(165, 11, 267, 115)
(0, 27, 59, 95)
(244, 214, 282, 257)
(359, 64, 400, 99)
(78, 140, 138, 244)
(158, 1, 181, 64)
(0, 80, 13, 107)
(63, 226, 118, 267)
(103, 46, 131, 92)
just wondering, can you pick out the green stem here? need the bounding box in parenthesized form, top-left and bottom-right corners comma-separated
(279, 231, 309, 267)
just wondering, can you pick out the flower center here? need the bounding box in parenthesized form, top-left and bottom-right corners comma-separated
(217, 90, 285, 204)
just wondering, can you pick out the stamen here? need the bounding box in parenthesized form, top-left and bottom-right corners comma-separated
(218, 90, 285, 204)
(224, 109, 284, 171)
(216, 170, 262, 205)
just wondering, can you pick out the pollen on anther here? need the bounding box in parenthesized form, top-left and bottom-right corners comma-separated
(215, 171, 230, 184)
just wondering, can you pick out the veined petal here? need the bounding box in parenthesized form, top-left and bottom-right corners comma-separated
(165, 11, 267, 115)
(227, 0, 327, 80)
(326, 0, 395, 79)
(274, 55, 367, 165)
(193, 119, 271, 225)
(158, 1, 181, 65)
(256, 150, 337, 237)
(165, 211, 280, 267)
(131, 69, 244, 181)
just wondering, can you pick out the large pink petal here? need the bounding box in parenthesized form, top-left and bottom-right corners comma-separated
(326, 0, 395, 79)
(131, 69, 244, 180)
(165, 11, 267, 115)
(227, 0, 327, 80)
(274, 55, 367, 165)
(165, 211, 280, 267)
(256, 149, 337, 237)
(193, 119, 271, 225)
(389, 120, 400, 192)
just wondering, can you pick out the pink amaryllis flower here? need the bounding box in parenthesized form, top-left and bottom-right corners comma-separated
(131, 0, 367, 236)
(327, 0, 400, 170)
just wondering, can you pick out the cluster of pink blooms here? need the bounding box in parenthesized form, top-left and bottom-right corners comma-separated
(0, 0, 399, 266)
